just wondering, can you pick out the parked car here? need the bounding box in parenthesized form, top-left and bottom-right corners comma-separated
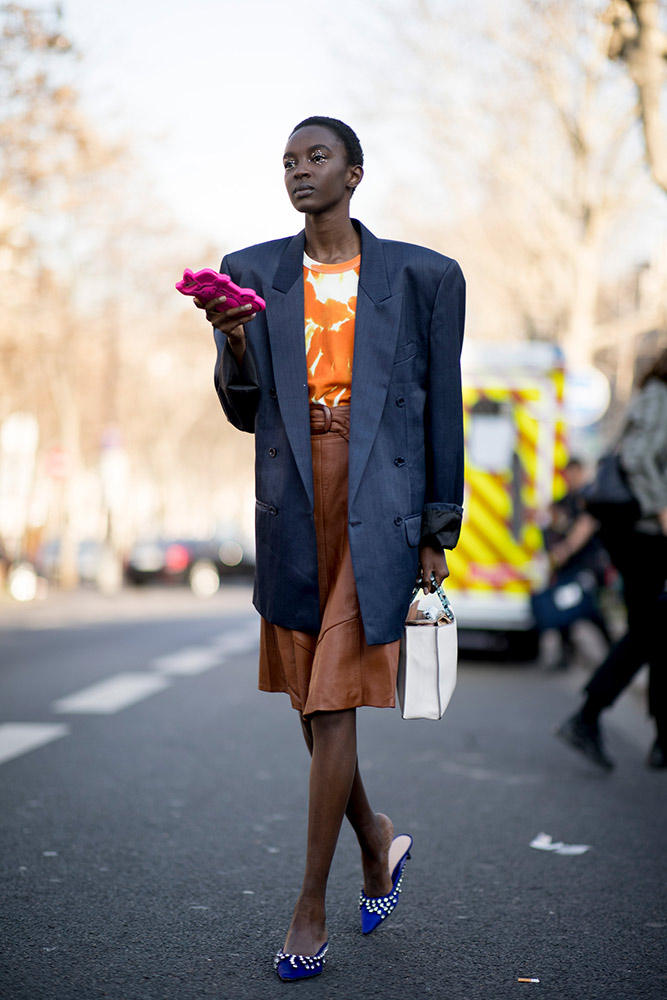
(34, 538, 105, 584)
(125, 537, 254, 596)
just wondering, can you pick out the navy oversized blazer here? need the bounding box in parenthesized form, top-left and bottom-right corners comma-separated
(214, 220, 465, 646)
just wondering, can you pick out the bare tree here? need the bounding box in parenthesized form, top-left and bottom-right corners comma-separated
(353, 0, 663, 371)
(603, 0, 667, 194)
(1, 4, 254, 587)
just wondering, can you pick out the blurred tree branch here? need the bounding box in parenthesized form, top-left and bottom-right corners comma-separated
(603, 0, 667, 194)
(1, 4, 254, 576)
(356, 0, 663, 371)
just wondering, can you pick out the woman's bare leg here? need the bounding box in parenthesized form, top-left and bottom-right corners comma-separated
(345, 777, 394, 898)
(299, 713, 393, 901)
(283, 709, 358, 955)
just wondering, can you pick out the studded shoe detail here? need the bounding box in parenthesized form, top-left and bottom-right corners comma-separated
(359, 834, 412, 935)
(273, 942, 328, 981)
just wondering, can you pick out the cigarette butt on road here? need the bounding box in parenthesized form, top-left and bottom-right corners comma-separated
(517, 978, 540, 984)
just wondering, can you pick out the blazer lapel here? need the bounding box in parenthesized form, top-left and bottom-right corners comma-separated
(348, 222, 403, 507)
(265, 231, 314, 507)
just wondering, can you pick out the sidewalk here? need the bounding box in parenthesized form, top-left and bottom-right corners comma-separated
(0, 581, 256, 630)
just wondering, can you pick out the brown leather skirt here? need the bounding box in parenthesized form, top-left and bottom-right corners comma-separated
(259, 403, 400, 716)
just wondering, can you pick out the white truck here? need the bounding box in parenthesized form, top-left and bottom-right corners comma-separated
(447, 341, 568, 658)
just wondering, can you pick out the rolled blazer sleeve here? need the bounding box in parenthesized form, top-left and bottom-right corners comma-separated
(213, 255, 261, 434)
(421, 260, 466, 549)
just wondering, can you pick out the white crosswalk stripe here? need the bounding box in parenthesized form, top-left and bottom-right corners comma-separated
(150, 624, 259, 673)
(2, 623, 260, 764)
(206, 626, 260, 658)
(0, 723, 70, 765)
(52, 673, 171, 714)
(150, 647, 224, 675)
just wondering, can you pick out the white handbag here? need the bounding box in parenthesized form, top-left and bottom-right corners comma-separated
(397, 583, 458, 721)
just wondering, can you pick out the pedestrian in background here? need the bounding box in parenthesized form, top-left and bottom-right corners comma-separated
(195, 117, 465, 979)
(557, 347, 667, 770)
(541, 457, 612, 669)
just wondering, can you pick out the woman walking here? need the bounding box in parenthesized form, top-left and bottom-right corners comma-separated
(196, 116, 465, 979)
(557, 348, 667, 770)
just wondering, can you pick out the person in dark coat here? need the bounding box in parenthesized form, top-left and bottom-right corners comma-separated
(195, 117, 465, 979)
(557, 348, 667, 770)
(542, 457, 612, 668)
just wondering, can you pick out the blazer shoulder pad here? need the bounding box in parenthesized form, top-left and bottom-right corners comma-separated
(379, 238, 459, 275)
(223, 235, 294, 270)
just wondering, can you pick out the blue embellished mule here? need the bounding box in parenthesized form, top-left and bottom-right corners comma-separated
(273, 942, 328, 981)
(359, 834, 413, 935)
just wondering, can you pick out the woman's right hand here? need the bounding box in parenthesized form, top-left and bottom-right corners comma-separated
(194, 295, 257, 362)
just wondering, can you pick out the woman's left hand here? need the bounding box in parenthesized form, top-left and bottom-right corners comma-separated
(418, 543, 449, 593)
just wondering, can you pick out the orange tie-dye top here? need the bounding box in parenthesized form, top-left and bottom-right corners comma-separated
(304, 251, 360, 407)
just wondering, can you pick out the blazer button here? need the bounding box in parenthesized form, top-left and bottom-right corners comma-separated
(268, 447, 277, 457)
(394, 515, 403, 526)
(269, 388, 277, 399)
(269, 505, 278, 516)
(394, 457, 405, 467)
(396, 396, 405, 407)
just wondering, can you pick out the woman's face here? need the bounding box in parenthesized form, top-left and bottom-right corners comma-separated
(283, 125, 361, 215)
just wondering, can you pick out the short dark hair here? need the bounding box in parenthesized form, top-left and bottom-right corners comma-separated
(638, 346, 667, 387)
(290, 116, 363, 167)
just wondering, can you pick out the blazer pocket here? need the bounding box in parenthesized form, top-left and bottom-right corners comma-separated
(404, 513, 422, 547)
(256, 499, 278, 516)
(393, 341, 417, 366)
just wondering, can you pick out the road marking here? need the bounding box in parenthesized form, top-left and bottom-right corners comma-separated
(150, 626, 259, 674)
(208, 626, 260, 658)
(150, 646, 223, 675)
(0, 723, 70, 766)
(0, 625, 259, 767)
(439, 759, 540, 786)
(52, 673, 171, 714)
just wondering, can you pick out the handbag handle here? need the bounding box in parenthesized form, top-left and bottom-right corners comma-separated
(411, 573, 455, 624)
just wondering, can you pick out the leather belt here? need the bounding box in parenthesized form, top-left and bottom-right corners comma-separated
(309, 403, 350, 438)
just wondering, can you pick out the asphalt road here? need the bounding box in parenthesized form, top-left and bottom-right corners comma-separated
(0, 586, 664, 1000)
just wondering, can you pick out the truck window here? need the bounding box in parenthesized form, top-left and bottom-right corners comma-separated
(468, 399, 516, 474)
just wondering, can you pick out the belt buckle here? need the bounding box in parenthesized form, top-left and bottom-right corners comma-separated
(311, 403, 333, 433)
